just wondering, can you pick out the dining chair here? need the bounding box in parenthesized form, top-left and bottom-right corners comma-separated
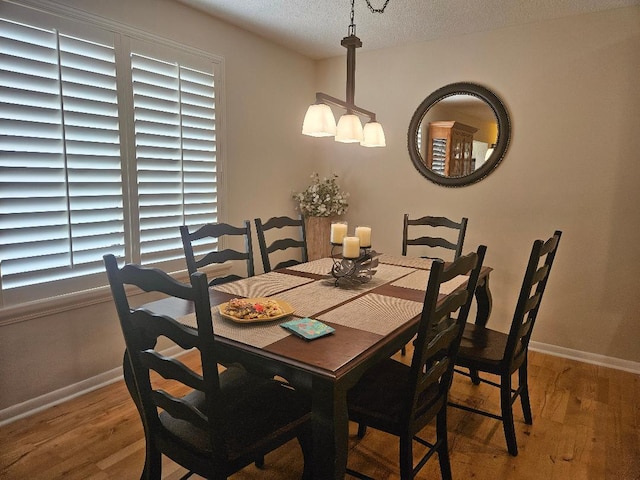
(254, 215, 308, 273)
(449, 230, 562, 456)
(180, 221, 255, 287)
(400, 214, 469, 356)
(346, 245, 487, 480)
(402, 214, 468, 261)
(103, 254, 313, 480)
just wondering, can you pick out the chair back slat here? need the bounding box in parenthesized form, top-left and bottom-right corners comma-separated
(505, 231, 562, 366)
(151, 390, 209, 431)
(407, 245, 486, 428)
(402, 214, 468, 260)
(140, 350, 204, 392)
(255, 215, 307, 273)
(131, 310, 200, 351)
(180, 221, 255, 286)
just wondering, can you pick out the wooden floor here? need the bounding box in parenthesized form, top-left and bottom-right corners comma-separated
(1, 349, 639, 480)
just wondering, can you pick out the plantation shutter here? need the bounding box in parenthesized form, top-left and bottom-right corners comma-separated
(131, 53, 217, 266)
(0, 19, 123, 293)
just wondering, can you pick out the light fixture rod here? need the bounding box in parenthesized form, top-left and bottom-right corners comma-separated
(341, 34, 362, 110)
(315, 92, 377, 122)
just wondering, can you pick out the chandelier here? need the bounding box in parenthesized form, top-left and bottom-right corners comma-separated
(302, 0, 389, 147)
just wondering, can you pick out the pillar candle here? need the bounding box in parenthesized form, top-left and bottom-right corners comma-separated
(342, 236, 360, 259)
(355, 226, 372, 248)
(330, 221, 348, 244)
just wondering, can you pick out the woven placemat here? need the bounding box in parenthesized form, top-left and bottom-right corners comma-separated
(377, 254, 433, 270)
(212, 271, 314, 297)
(178, 310, 291, 348)
(391, 270, 469, 294)
(275, 280, 363, 318)
(286, 257, 335, 275)
(316, 293, 423, 336)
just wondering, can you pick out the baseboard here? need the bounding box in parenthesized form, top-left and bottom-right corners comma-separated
(529, 341, 640, 375)
(0, 345, 184, 427)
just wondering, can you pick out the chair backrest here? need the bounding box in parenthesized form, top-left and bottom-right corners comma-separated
(505, 230, 562, 369)
(407, 245, 486, 430)
(103, 254, 226, 462)
(254, 215, 308, 273)
(402, 214, 468, 261)
(180, 221, 255, 287)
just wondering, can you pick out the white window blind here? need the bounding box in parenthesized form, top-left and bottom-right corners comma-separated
(131, 54, 218, 266)
(0, 18, 123, 293)
(0, 9, 221, 308)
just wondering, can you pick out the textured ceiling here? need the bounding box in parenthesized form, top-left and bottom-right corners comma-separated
(175, 0, 639, 59)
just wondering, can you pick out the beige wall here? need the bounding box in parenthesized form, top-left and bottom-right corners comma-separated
(314, 7, 640, 364)
(1, 2, 639, 416)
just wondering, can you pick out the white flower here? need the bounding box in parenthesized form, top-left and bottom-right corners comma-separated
(292, 173, 349, 217)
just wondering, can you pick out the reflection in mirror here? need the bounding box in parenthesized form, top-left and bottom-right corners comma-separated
(408, 83, 510, 187)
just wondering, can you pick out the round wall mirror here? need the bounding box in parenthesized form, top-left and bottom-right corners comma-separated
(408, 82, 510, 187)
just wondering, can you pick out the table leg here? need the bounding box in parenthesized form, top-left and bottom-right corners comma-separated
(474, 273, 493, 328)
(311, 376, 349, 479)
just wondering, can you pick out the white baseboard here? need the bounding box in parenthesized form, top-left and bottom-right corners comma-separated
(0, 345, 184, 427)
(2, 343, 638, 426)
(529, 341, 640, 375)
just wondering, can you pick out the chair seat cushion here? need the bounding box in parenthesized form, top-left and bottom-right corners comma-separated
(347, 358, 439, 433)
(159, 365, 310, 461)
(457, 323, 508, 368)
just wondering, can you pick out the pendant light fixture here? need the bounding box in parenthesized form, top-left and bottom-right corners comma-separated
(302, 0, 389, 147)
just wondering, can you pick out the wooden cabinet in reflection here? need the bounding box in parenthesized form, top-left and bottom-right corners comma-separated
(425, 121, 478, 177)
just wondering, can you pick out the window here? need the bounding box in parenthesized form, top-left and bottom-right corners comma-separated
(0, 5, 221, 308)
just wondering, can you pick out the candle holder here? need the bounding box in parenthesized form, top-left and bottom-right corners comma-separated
(330, 243, 379, 287)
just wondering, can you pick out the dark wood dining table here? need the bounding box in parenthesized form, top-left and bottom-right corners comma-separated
(143, 254, 492, 479)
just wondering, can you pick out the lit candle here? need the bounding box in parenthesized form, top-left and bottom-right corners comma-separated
(342, 236, 360, 259)
(331, 221, 348, 244)
(355, 226, 372, 248)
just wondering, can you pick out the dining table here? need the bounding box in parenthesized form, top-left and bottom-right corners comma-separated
(143, 254, 492, 479)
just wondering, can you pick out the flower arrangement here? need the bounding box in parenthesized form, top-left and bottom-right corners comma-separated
(292, 173, 349, 217)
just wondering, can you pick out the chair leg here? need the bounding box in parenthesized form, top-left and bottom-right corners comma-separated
(469, 368, 480, 385)
(500, 373, 518, 456)
(401, 345, 407, 356)
(254, 456, 264, 468)
(436, 408, 453, 480)
(357, 423, 367, 439)
(399, 434, 414, 480)
(519, 360, 533, 425)
(298, 423, 314, 480)
(141, 439, 162, 480)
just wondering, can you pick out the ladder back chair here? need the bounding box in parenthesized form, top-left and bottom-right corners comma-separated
(449, 230, 562, 456)
(346, 245, 487, 480)
(103, 254, 312, 480)
(180, 221, 255, 287)
(400, 214, 469, 356)
(254, 215, 308, 273)
(402, 214, 468, 261)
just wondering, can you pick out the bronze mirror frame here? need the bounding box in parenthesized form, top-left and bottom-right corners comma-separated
(408, 82, 511, 187)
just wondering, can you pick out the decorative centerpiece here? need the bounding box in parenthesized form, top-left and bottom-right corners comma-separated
(329, 222, 378, 287)
(293, 173, 349, 260)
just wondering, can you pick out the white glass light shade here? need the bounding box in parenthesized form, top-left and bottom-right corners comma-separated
(302, 103, 336, 137)
(360, 121, 386, 147)
(335, 114, 363, 143)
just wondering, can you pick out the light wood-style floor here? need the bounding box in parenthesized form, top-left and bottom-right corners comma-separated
(1, 348, 639, 480)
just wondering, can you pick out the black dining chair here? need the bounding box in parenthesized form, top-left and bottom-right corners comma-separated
(346, 245, 487, 480)
(254, 215, 308, 273)
(402, 214, 468, 261)
(449, 231, 562, 456)
(400, 213, 469, 356)
(180, 221, 255, 287)
(103, 254, 313, 480)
